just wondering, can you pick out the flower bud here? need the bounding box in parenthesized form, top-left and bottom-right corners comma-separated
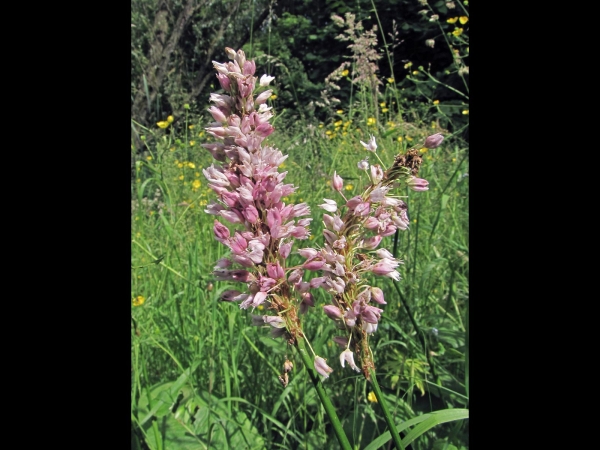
(426, 39, 435, 48)
(332, 171, 343, 192)
(407, 176, 429, 192)
(314, 356, 333, 379)
(424, 133, 444, 149)
(323, 305, 343, 320)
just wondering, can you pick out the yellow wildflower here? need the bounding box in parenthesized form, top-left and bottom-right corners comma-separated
(387, 77, 395, 83)
(334, 120, 343, 127)
(420, 148, 427, 153)
(341, 69, 349, 77)
(195, 172, 200, 177)
(189, 140, 196, 147)
(380, 102, 386, 107)
(178, 175, 184, 180)
(459, 16, 468, 24)
(270, 94, 277, 100)
(336, 109, 344, 114)
(189, 124, 195, 130)
(366, 117, 376, 126)
(169, 147, 175, 152)
(198, 131, 205, 137)
(192, 180, 201, 190)
(325, 130, 333, 135)
(406, 136, 413, 141)
(404, 62, 412, 69)
(447, 17, 458, 24)
(167, 115, 174, 123)
(433, 100, 440, 105)
(188, 162, 196, 169)
(156, 121, 169, 129)
(382, 108, 389, 113)
(177, 163, 183, 168)
(462, 109, 469, 115)
(146, 155, 152, 161)
(367, 392, 378, 403)
(452, 28, 463, 37)
(412, 71, 419, 75)
(345, 184, 353, 191)
(133, 295, 145, 307)
(397, 136, 403, 142)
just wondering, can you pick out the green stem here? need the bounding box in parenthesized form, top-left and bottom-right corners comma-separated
(368, 368, 403, 450)
(295, 338, 352, 450)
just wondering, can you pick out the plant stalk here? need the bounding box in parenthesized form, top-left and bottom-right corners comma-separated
(295, 338, 352, 450)
(368, 367, 404, 450)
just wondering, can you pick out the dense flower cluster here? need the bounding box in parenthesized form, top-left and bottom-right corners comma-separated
(203, 48, 443, 381)
(202, 48, 313, 333)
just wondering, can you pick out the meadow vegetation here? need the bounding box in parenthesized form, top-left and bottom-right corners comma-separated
(132, 1, 468, 448)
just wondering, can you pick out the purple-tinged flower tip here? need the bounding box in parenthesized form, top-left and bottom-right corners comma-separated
(300, 292, 314, 314)
(287, 268, 304, 284)
(263, 315, 286, 328)
(407, 176, 429, 192)
(370, 164, 384, 184)
(323, 305, 343, 320)
(297, 248, 319, 259)
(314, 356, 334, 379)
(424, 133, 444, 149)
(340, 349, 361, 372)
(333, 336, 349, 348)
(332, 171, 343, 192)
(360, 135, 377, 152)
(220, 290, 243, 302)
(255, 90, 272, 105)
(370, 287, 386, 304)
(260, 74, 275, 86)
(363, 235, 383, 250)
(303, 257, 326, 271)
(279, 242, 293, 259)
(375, 248, 395, 259)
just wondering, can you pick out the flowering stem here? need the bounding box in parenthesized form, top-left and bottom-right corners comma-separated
(295, 338, 352, 450)
(368, 367, 404, 450)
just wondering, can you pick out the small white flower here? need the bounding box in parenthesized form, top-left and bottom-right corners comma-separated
(360, 135, 377, 152)
(340, 349, 361, 372)
(260, 74, 275, 86)
(319, 199, 338, 213)
(357, 158, 370, 170)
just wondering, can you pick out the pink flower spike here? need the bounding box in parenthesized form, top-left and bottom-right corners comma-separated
(407, 177, 429, 192)
(360, 135, 377, 152)
(340, 349, 361, 372)
(332, 171, 343, 192)
(424, 133, 444, 149)
(314, 356, 334, 379)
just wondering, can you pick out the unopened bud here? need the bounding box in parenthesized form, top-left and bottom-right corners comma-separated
(424, 133, 444, 149)
(426, 39, 435, 48)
